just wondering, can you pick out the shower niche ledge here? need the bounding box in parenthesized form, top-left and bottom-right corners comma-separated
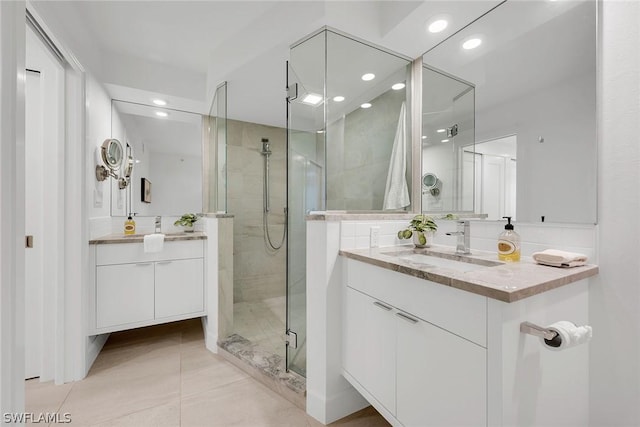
(88, 239, 206, 335)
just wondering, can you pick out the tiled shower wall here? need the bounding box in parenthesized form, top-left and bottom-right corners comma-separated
(227, 119, 286, 303)
(339, 218, 597, 262)
(327, 88, 407, 210)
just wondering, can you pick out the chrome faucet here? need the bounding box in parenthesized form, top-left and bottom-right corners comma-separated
(445, 220, 471, 255)
(155, 216, 162, 233)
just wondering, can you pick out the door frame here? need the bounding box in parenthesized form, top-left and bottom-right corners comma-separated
(1, 2, 87, 415)
(0, 0, 27, 417)
(26, 5, 89, 383)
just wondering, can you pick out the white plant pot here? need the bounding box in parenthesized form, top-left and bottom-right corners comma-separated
(412, 231, 433, 248)
(179, 224, 195, 233)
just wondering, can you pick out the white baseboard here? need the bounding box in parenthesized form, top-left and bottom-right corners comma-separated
(85, 333, 109, 377)
(202, 317, 218, 354)
(306, 386, 369, 425)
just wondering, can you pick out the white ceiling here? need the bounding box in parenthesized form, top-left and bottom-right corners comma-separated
(30, 0, 503, 127)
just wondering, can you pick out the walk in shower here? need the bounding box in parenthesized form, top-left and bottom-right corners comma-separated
(218, 28, 413, 381)
(286, 28, 413, 376)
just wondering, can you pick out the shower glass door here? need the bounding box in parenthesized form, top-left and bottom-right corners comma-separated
(286, 31, 326, 376)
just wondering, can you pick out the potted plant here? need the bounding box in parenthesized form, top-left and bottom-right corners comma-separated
(174, 213, 199, 232)
(397, 214, 438, 248)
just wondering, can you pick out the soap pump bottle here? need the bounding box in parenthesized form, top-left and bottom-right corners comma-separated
(124, 215, 136, 235)
(498, 216, 520, 262)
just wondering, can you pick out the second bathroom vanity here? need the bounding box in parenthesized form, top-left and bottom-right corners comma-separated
(340, 245, 598, 427)
(88, 233, 207, 335)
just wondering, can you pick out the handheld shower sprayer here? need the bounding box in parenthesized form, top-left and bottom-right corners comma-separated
(261, 138, 272, 156)
(260, 137, 286, 251)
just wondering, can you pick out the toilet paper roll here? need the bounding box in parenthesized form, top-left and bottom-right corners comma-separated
(541, 320, 592, 351)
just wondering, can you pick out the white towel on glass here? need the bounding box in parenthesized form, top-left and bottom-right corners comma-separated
(383, 101, 410, 210)
(532, 249, 588, 267)
(144, 233, 165, 253)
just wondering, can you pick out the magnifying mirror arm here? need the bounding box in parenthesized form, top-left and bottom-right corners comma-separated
(96, 164, 119, 182)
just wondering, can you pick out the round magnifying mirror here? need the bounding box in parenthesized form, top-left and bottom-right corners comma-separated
(101, 139, 123, 171)
(422, 172, 438, 189)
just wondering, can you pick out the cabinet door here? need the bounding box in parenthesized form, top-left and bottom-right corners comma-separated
(343, 287, 396, 414)
(396, 312, 486, 427)
(96, 263, 155, 329)
(155, 258, 204, 319)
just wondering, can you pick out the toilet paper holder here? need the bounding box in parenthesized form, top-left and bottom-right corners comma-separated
(520, 321, 558, 341)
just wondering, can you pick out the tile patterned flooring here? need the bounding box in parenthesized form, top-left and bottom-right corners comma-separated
(233, 297, 287, 360)
(26, 319, 389, 427)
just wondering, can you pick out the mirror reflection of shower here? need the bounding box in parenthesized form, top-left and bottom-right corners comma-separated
(261, 137, 286, 250)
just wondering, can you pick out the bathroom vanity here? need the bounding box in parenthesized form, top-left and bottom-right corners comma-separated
(340, 245, 598, 427)
(88, 233, 207, 335)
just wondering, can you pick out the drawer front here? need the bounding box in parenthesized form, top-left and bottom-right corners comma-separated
(96, 240, 204, 265)
(346, 259, 487, 347)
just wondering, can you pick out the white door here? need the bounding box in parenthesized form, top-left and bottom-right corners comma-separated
(25, 24, 65, 382)
(343, 287, 396, 414)
(155, 258, 204, 319)
(24, 71, 44, 380)
(396, 313, 487, 427)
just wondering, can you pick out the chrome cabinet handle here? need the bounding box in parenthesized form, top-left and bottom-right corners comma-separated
(373, 301, 392, 311)
(156, 261, 172, 265)
(396, 312, 419, 324)
(135, 263, 152, 267)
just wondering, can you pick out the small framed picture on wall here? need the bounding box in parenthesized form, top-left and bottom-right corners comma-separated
(141, 178, 152, 203)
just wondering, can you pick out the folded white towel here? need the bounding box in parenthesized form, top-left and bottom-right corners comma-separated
(144, 233, 165, 253)
(532, 249, 588, 268)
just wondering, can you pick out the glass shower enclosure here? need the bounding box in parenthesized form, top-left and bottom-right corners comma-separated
(286, 28, 413, 375)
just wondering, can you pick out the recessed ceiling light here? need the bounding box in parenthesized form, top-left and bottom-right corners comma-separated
(302, 93, 323, 105)
(152, 99, 167, 106)
(463, 38, 482, 50)
(316, 130, 325, 134)
(437, 128, 446, 133)
(392, 83, 406, 90)
(155, 111, 168, 117)
(135, 159, 141, 164)
(441, 139, 450, 143)
(361, 73, 375, 81)
(422, 136, 427, 139)
(333, 95, 345, 102)
(428, 19, 448, 33)
(361, 103, 372, 109)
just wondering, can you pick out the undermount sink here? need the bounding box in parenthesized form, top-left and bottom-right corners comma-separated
(382, 250, 502, 273)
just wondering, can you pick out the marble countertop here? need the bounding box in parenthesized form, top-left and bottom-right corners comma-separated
(306, 211, 488, 221)
(89, 232, 207, 245)
(339, 245, 598, 303)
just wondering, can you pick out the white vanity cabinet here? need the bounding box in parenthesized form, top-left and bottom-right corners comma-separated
(342, 257, 591, 427)
(90, 239, 206, 334)
(343, 259, 486, 427)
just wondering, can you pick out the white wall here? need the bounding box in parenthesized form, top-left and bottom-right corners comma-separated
(590, 1, 640, 425)
(86, 75, 115, 225)
(147, 152, 202, 216)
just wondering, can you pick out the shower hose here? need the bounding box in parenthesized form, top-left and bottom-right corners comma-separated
(262, 144, 286, 251)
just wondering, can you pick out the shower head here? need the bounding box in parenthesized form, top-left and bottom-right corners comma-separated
(261, 138, 271, 156)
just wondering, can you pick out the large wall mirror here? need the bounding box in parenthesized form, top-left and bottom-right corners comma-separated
(110, 100, 203, 216)
(422, 0, 596, 224)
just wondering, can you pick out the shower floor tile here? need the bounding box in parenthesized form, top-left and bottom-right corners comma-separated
(233, 296, 286, 359)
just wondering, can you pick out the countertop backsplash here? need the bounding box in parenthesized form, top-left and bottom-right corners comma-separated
(339, 218, 597, 263)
